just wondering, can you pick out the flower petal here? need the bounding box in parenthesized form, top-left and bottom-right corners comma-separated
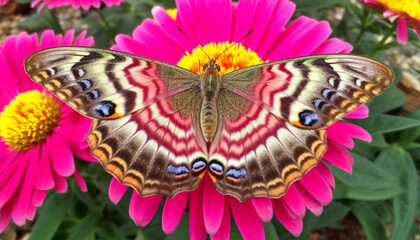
(273, 199, 303, 237)
(230, 197, 264, 240)
(162, 192, 189, 234)
(203, 177, 225, 235)
(189, 182, 206, 240)
(396, 17, 408, 44)
(129, 194, 163, 227)
(211, 198, 231, 240)
(109, 178, 129, 204)
(251, 197, 273, 222)
(47, 134, 75, 177)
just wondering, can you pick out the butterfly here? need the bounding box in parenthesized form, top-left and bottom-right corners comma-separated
(25, 46, 393, 201)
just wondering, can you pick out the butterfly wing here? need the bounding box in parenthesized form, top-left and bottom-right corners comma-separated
(25, 47, 208, 197)
(208, 54, 393, 201)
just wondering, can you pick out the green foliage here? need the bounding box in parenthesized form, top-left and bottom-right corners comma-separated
(15, 0, 420, 239)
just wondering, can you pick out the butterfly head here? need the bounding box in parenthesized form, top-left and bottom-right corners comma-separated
(203, 59, 221, 73)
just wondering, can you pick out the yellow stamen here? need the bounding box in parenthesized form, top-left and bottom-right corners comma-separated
(177, 42, 265, 75)
(377, 0, 420, 19)
(0, 90, 61, 151)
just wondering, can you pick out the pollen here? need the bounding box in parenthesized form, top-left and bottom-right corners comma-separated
(177, 42, 265, 75)
(377, 0, 420, 19)
(0, 90, 61, 151)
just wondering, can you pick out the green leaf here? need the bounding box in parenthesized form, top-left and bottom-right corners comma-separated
(367, 85, 405, 114)
(68, 212, 101, 240)
(331, 153, 400, 200)
(16, 8, 63, 33)
(294, 0, 341, 10)
(29, 192, 76, 240)
(375, 147, 418, 240)
(351, 114, 420, 134)
(264, 221, 280, 240)
(350, 201, 387, 240)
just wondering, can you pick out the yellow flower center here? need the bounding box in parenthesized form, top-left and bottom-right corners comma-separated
(166, 8, 177, 20)
(377, 0, 420, 19)
(177, 42, 264, 75)
(0, 90, 61, 151)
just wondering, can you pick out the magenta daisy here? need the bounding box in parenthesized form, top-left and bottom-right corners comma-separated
(0, 0, 8, 6)
(0, 30, 95, 232)
(103, 0, 378, 239)
(31, 0, 126, 11)
(361, 0, 420, 44)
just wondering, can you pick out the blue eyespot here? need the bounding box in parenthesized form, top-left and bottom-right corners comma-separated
(167, 164, 189, 175)
(299, 110, 320, 127)
(93, 101, 116, 117)
(209, 161, 223, 173)
(78, 79, 92, 91)
(192, 159, 206, 170)
(226, 168, 247, 179)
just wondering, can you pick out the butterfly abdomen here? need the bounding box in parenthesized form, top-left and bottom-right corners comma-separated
(200, 100, 218, 142)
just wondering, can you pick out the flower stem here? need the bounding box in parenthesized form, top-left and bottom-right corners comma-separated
(368, 24, 397, 57)
(96, 8, 115, 39)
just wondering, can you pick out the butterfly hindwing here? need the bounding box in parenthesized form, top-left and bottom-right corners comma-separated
(25, 46, 208, 197)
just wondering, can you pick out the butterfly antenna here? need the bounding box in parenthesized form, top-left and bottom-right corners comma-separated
(214, 28, 253, 63)
(176, 25, 211, 62)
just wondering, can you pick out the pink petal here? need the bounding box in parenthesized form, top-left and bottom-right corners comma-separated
(0, 201, 12, 232)
(203, 177, 225, 235)
(189, 181, 206, 240)
(52, 171, 68, 193)
(251, 197, 273, 222)
(109, 178, 129, 204)
(323, 140, 354, 173)
(47, 134, 75, 177)
(279, 185, 306, 218)
(211, 198, 231, 240)
(34, 147, 55, 190)
(298, 168, 332, 205)
(0, 155, 26, 208)
(294, 183, 323, 216)
(328, 122, 372, 147)
(12, 150, 38, 225)
(230, 197, 264, 240)
(396, 17, 408, 44)
(73, 169, 87, 192)
(314, 163, 335, 188)
(273, 199, 303, 237)
(129, 194, 163, 227)
(162, 192, 189, 234)
(32, 189, 47, 207)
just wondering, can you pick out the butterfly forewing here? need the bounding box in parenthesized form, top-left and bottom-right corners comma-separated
(222, 54, 393, 129)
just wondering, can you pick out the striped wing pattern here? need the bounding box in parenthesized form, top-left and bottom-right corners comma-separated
(25, 48, 393, 201)
(25, 47, 208, 197)
(207, 55, 393, 200)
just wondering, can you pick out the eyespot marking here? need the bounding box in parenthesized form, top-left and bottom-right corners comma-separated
(208, 160, 224, 178)
(226, 168, 247, 179)
(321, 88, 335, 99)
(86, 89, 100, 100)
(299, 110, 320, 127)
(313, 99, 326, 109)
(167, 164, 189, 175)
(78, 79, 92, 91)
(192, 158, 207, 171)
(93, 101, 116, 118)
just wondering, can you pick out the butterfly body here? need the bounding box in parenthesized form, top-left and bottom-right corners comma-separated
(199, 59, 221, 143)
(25, 47, 393, 201)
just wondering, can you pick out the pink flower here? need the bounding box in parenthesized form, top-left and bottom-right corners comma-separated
(0, 0, 8, 6)
(107, 0, 371, 238)
(361, 0, 420, 44)
(31, 0, 126, 11)
(0, 30, 95, 232)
